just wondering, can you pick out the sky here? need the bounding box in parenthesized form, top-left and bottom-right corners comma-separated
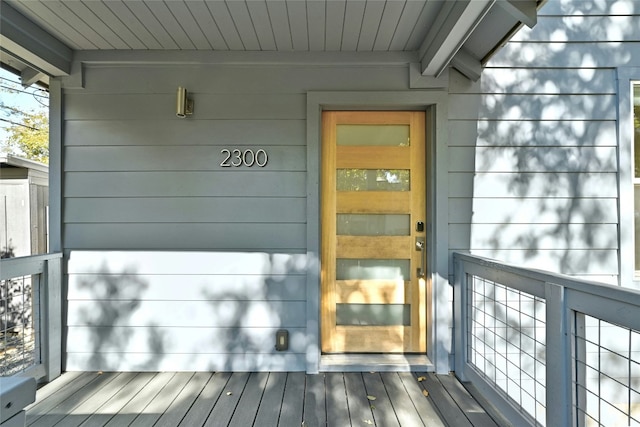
(0, 67, 49, 153)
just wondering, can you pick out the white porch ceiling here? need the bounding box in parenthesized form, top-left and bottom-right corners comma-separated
(0, 0, 540, 84)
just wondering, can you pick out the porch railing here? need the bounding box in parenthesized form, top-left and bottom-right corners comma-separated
(453, 252, 640, 427)
(0, 253, 62, 381)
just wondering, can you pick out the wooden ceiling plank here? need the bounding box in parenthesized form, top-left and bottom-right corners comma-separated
(287, 0, 310, 51)
(126, 1, 179, 49)
(373, 0, 405, 52)
(246, 1, 277, 51)
(358, 0, 386, 51)
(266, 1, 293, 51)
(393, 1, 436, 51)
(102, 1, 163, 50)
(145, 1, 196, 49)
(83, 1, 145, 50)
(226, 1, 261, 50)
(42, 1, 114, 49)
(341, 0, 366, 51)
(307, 0, 326, 51)
(185, 1, 229, 51)
(325, 0, 346, 51)
(205, 1, 245, 50)
(165, 1, 212, 50)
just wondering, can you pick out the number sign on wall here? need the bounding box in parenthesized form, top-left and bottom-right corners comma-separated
(220, 149, 269, 168)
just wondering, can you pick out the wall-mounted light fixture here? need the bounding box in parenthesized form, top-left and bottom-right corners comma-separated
(176, 86, 194, 118)
(275, 329, 288, 351)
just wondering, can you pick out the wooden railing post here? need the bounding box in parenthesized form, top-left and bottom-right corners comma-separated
(453, 254, 468, 381)
(545, 282, 573, 427)
(43, 255, 62, 382)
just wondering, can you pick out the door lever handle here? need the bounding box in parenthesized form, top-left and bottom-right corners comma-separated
(415, 238, 425, 278)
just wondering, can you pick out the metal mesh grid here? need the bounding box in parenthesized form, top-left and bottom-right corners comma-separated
(467, 275, 547, 425)
(0, 275, 39, 376)
(573, 316, 640, 427)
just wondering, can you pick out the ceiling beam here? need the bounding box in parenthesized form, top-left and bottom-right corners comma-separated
(418, 0, 494, 77)
(497, 0, 537, 28)
(20, 66, 45, 87)
(450, 48, 483, 82)
(0, 1, 72, 76)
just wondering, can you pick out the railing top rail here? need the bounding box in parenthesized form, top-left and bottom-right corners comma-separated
(453, 251, 640, 307)
(0, 253, 63, 281)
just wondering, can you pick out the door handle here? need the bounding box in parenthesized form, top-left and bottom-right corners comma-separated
(415, 238, 425, 278)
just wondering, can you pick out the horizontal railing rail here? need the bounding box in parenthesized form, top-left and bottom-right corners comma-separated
(454, 252, 640, 427)
(0, 253, 62, 381)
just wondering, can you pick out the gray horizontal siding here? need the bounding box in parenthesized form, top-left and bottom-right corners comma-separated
(64, 223, 306, 250)
(66, 251, 308, 371)
(479, 69, 617, 94)
(450, 120, 617, 148)
(449, 172, 618, 198)
(449, 146, 617, 172)
(65, 146, 305, 171)
(64, 197, 305, 223)
(449, 223, 619, 250)
(512, 16, 640, 43)
(69, 65, 409, 94)
(67, 300, 306, 327)
(448, 1, 623, 279)
(64, 171, 306, 197)
(68, 274, 306, 301)
(490, 41, 640, 68)
(66, 327, 307, 353)
(64, 93, 307, 120)
(64, 119, 305, 146)
(449, 93, 617, 121)
(448, 198, 618, 224)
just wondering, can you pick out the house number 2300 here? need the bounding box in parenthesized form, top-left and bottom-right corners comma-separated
(220, 149, 268, 167)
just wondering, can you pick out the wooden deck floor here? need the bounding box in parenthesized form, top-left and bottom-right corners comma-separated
(25, 371, 500, 427)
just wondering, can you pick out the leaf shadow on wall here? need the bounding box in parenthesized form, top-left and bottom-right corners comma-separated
(73, 262, 166, 371)
(459, 1, 626, 278)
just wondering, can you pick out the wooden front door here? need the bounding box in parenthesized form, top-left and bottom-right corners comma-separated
(321, 111, 427, 353)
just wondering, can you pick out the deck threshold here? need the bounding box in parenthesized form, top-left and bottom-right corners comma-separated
(320, 354, 434, 372)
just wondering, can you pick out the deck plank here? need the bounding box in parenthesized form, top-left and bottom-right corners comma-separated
(415, 373, 473, 427)
(344, 373, 376, 426)
(79, 372, 156, 426)
(228, 372, 269, 427)
(129, 372, 194, 427)
(380, 372, 425, 426)
(28, 372, 121, 427)
(179, 372, 230, 426)
(104, 372, 176, 427)
(361, 372, 401, 427)
(437, 374, 500, 427)
(254, 372, 286, 426)
(55, 372, 139, 427)
(153, 372, 212, 427)
(24, 370, 501, 427)
(205, 371, 250, 426)
(302, 374, 326, 427)
(398, 372, 446, 427)
(278, 372, 305, 426)
(26, 372, 101, 425)
(325, 373, 351, 427)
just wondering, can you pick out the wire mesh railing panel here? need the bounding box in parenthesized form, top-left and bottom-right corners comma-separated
(0, 274, 39, 376)
(467, 274, 547, 425)
(573, 316, 640, 427)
